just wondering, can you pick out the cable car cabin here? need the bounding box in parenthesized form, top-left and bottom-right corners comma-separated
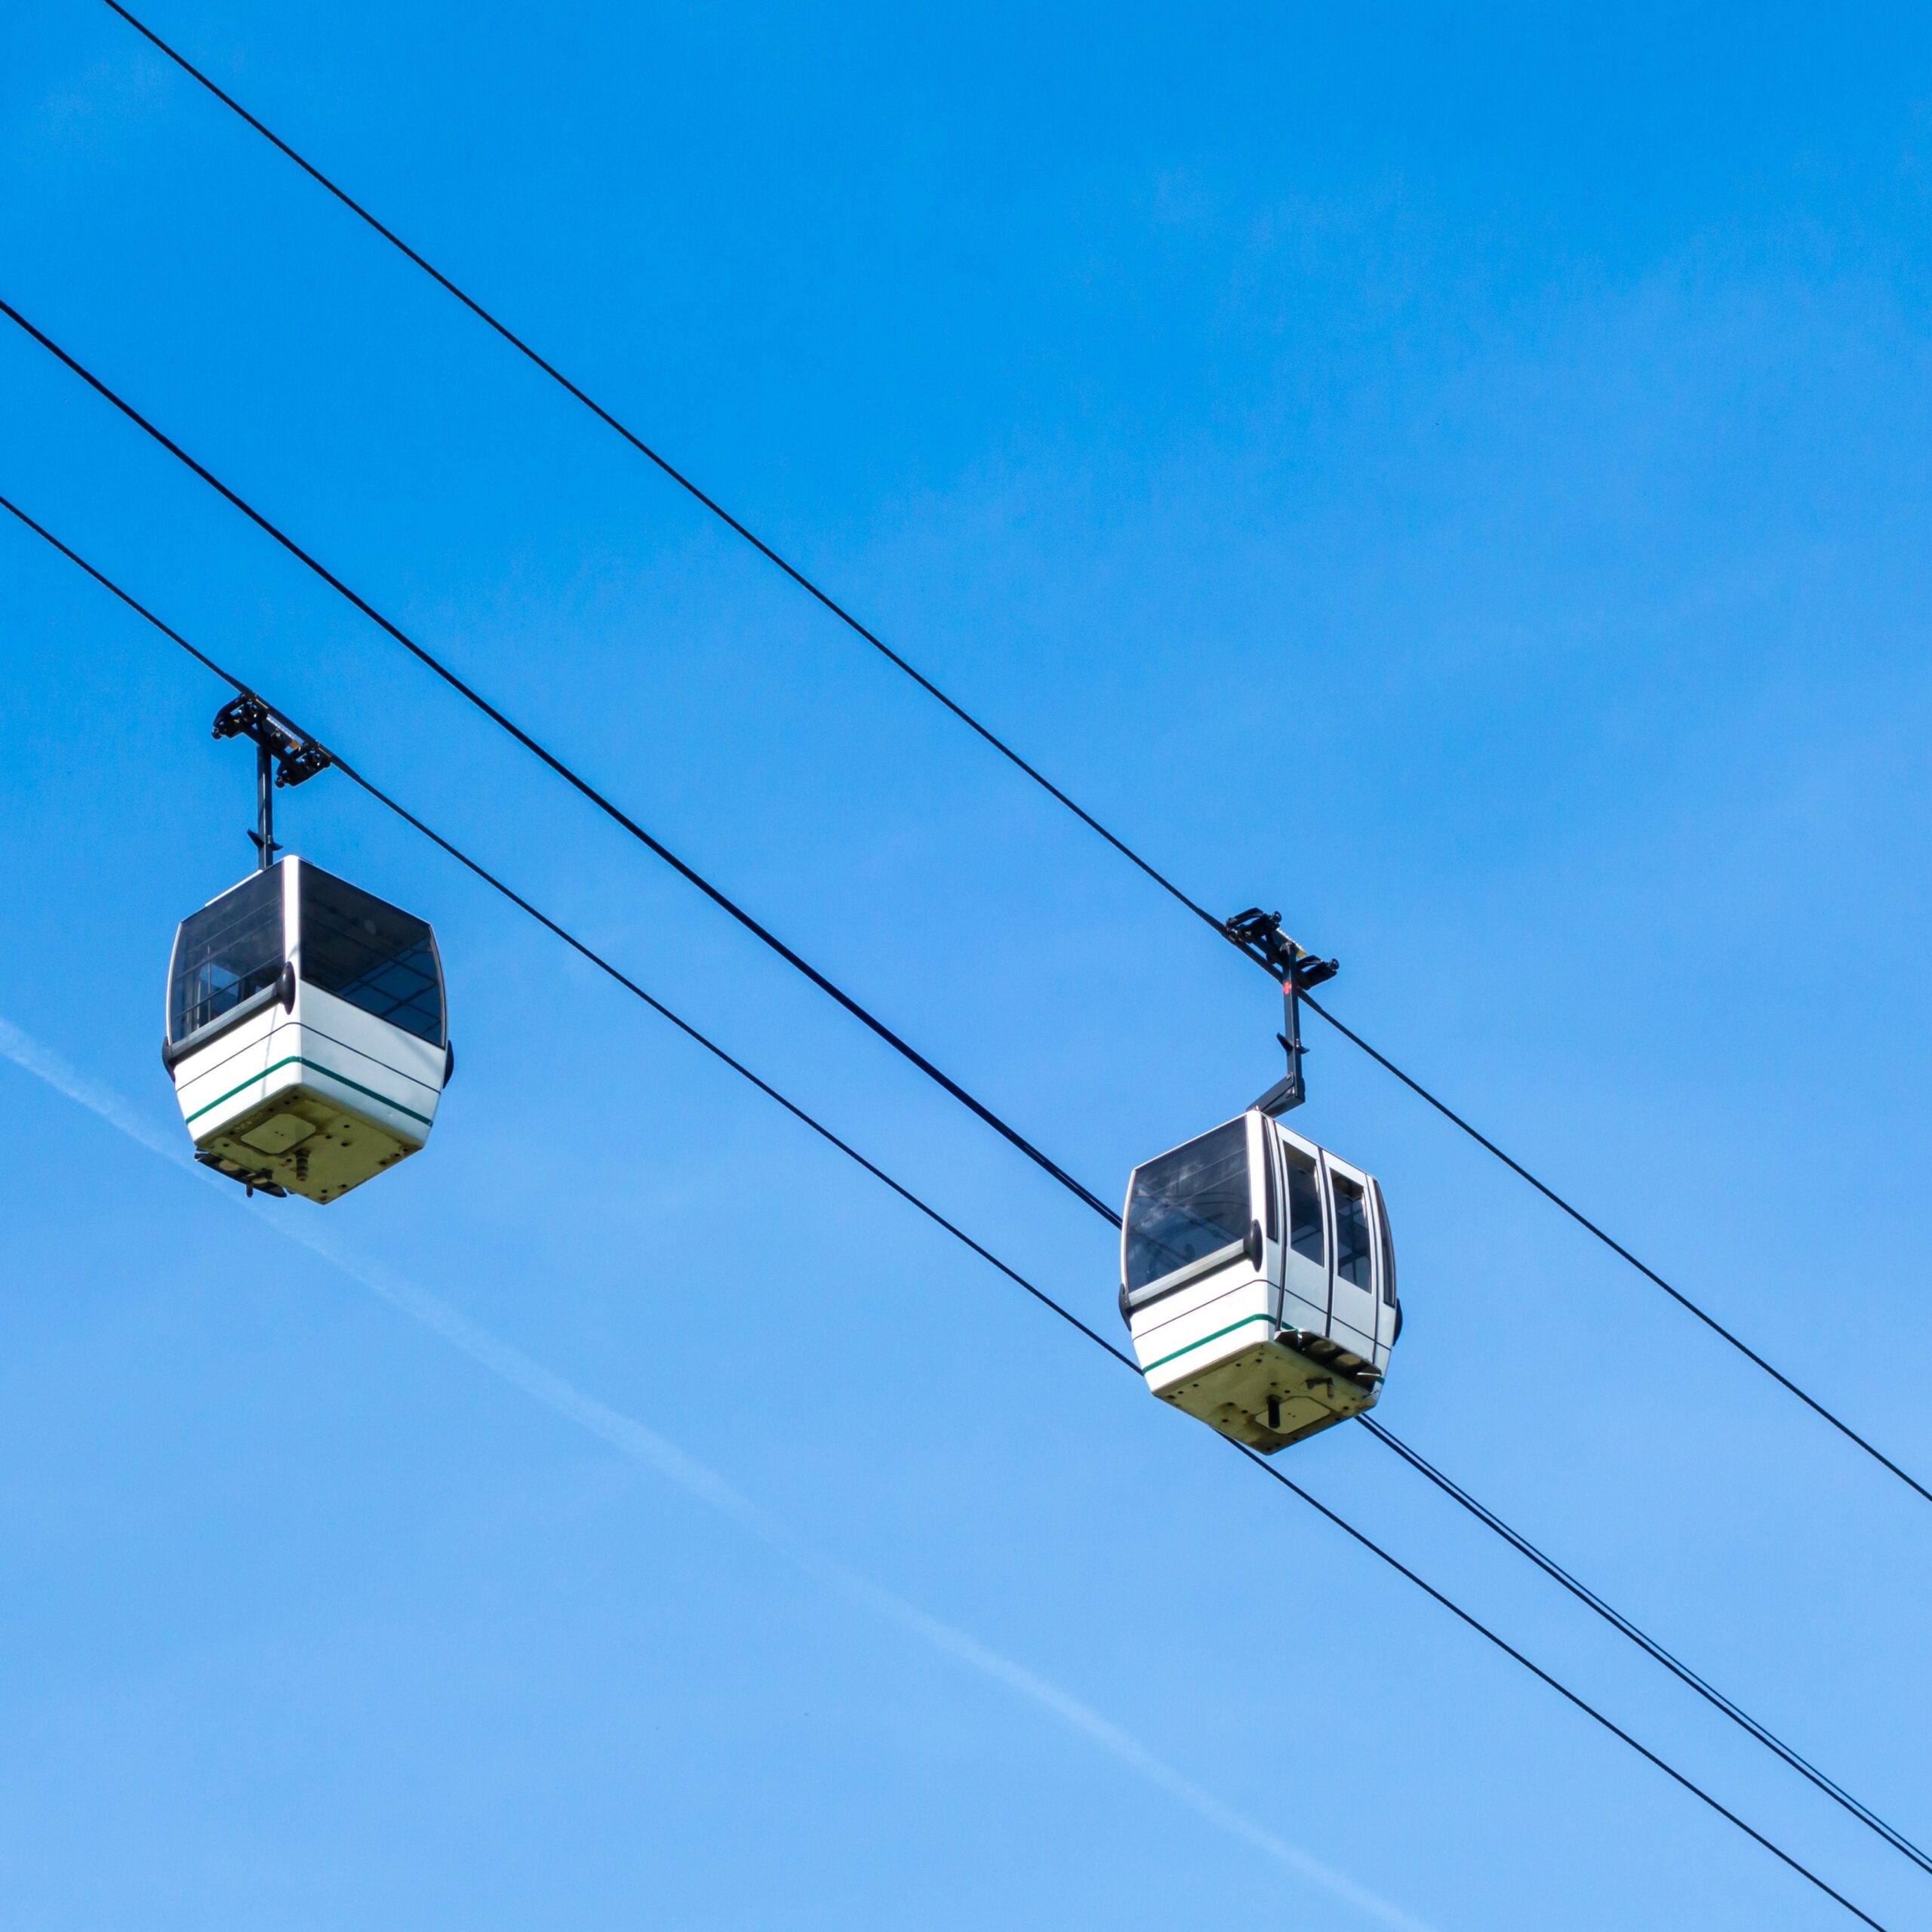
(1119, 1109, 1400, 1451)
(162, 857, 449, 1203)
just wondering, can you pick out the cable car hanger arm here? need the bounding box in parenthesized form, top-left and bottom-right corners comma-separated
(1220, 909, 1337, 1118)
(211, 691, 331, 871)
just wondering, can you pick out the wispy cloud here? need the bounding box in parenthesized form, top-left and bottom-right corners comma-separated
(0, 1015, 1435, 1932)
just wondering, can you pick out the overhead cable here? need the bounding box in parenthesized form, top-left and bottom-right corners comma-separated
(0, 489, 1125, 1365)
(4, 300, 1926, 1871)
(0, 294, 1115, 1229)
(0, 491, 1898, 1930)
(1358, 1415, 1932, 1878)
(1312, 993, 1932, 1509)
(94, 0, 1226, 938)
(65, 12, 1932, 1512)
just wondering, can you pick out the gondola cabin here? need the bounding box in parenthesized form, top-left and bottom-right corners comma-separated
(163, 857, 449, 1202)
(1119, 1109, 1399, 1451)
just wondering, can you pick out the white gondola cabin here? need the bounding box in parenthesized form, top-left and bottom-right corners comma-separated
(1119, 1109, 1400, 1451)
(163, 856, 449, 1202)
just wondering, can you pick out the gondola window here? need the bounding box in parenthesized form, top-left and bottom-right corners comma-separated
(299, 863, 445, 1045)
(1124, 1120, 1249, 1294)
(1284, 1143, 1326, 1265)
(168, 866, 285, 1044)
(1334, 1174, 1372, 1289)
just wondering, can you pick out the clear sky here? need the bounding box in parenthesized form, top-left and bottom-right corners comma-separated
(2, 3, 1929, 1927)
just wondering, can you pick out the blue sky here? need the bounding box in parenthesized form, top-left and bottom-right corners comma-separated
(2, 2, 1929, 1926)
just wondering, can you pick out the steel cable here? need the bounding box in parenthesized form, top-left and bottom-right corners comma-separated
(94, 0, 1228, 940)
(1358, 1415, 1932, 1876)
(0, 488, 1902, 1930)
(0, 294, 1114, 1228)
(78, 0, 1932, 1513)
(1309, 993, 1932, 1509)
(4, 291, 1925, 1876)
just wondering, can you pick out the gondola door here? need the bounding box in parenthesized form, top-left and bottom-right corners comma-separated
(1323, 1152, 1380, 1360)
(1275, 1128, 1331, 1337)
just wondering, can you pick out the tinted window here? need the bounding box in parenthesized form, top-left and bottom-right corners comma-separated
(1374, 1183, 1397, 1306)
(299, 863, 445, 1045)
(169, 865, 285, 1044)
(1334, 1175, 1372, 1290)
(1125, 1120, 1249, 1294)
(1284, 1143, 1325, 1266)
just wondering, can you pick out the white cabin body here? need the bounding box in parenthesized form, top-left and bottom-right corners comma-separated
(164, 857, 448, 1203)
(1119, 1109, 1399, 1451)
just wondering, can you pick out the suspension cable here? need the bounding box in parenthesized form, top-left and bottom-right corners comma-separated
(2, 294, 1926, 1863)
(1358, 1416, 1932, 1876)
(0, 490, 1124, 1364)
(0, 294, 1113, 1227)
(1310, 993, 1932, 1509)
(57, 11, 1932, 1515)
(0, 489, 1901, 1929)
(1227, 1435, 1891, 1930)
(94, 0, 1229, 939)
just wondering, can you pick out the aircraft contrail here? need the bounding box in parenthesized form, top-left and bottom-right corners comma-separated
(0, 1014, 1435, 1932)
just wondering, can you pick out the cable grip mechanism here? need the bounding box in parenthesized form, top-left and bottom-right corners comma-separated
(212, 694, 331, 869)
